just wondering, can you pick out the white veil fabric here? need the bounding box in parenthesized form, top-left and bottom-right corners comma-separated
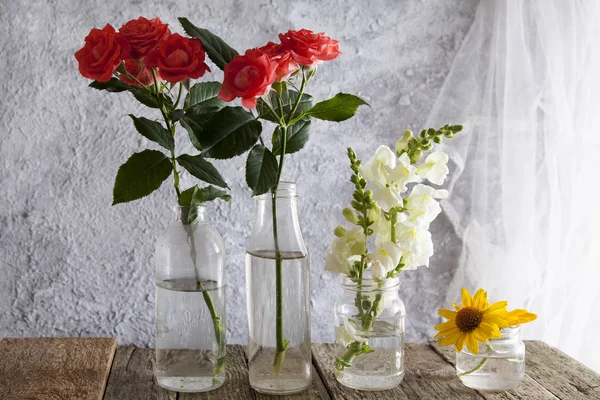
(427, 0, 600, 371)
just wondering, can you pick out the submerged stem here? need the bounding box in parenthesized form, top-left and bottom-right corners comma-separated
(272, 124, 289, 375)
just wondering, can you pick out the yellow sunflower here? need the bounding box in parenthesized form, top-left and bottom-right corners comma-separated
(435, 288, 509, 354)
(507, 309, 537, 326)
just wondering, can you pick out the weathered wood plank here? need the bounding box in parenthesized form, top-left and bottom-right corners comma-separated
(0, 337, 116, 400)
(104, 347, 175, 400)
(311, 342, 411, 399)
(525, 341, 600, 400)
(429, 341, 558, 400)
(401, 343, 484, 399)
(179, 345, 254, 400)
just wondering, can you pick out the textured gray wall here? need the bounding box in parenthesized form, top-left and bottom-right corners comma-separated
(0, 0, 478, 346)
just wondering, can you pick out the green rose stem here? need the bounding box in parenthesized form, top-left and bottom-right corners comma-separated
(150, 69, 226, 375)
(270, 71, 308, 375)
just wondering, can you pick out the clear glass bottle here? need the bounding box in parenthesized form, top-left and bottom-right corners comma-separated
(456, 326, 525, 391)
(154, 206, 226, 393)
(245, 182, 311, 395)
(333, 275, 405, 391)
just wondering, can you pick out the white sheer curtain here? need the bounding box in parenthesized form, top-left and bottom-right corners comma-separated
(427, 0, 600, 371)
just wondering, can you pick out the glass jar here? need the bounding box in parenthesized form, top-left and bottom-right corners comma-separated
(245, 182, 311, 395)
(154, 206, 226, 393)
(456, 326, 525, 391)
(334, 275, 405, 391)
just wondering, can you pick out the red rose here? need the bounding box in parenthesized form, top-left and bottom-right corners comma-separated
(258, 41, 299, 82)
(119, 58, 157, 87)
(278, 29, 340, 66)
(118, 17, 170, 59)
(145, 33, 210, 83)
(75, 24, 130, 82)
(218, 49, 277, 109)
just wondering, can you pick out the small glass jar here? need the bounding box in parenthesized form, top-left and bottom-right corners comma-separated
(154, 206, 226, 393)
(456, 326, 525, 391)
(333, 276, 405, 391)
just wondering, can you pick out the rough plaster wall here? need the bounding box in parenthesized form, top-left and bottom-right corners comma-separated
(0, 0, 478, 346)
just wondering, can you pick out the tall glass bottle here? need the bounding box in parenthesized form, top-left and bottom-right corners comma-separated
(245, 182, 311, 395)
(155, 206, 226, 393)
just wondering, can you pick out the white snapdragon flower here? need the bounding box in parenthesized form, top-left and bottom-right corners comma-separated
(416, 151, 449, 185)
(395, 130, 413, 155)
(360, 145, 396, 184)
(371, 153, 421, 211)
(335, 319, 365, 347)
(394, 221, 434, 270)
(324, 226, 366, 275)
(405, 184, 448, 227)
(370, 241, 403, 279)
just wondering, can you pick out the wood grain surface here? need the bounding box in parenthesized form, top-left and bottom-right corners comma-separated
(0, 337, 116, 400)
(2, 339, 597, 399)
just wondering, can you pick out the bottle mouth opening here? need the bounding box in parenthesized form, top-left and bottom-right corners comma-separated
(340, 275, 401, 292)
(173, 205, 207, 213)
(498, 325, 521, 337)
(255, 181, 298, 199)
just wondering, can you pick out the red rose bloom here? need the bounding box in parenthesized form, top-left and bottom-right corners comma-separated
(144, 33, 211, 83)
(118, 17, 170, 59)
(258, 41, 299, 82)
(75, 24, 130, 82)
(119, 58, 157, 87)
(218, 49, 277, 109)
(278, 29, 340, 66)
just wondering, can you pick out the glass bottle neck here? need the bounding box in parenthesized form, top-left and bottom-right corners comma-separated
(247, 182, 307, 256)
(174, 206, 206, 225)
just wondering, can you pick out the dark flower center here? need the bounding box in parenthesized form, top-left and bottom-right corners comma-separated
(455, 307, 483, 332)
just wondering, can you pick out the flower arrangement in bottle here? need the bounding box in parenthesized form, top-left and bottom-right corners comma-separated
(325, 124, 463, 390)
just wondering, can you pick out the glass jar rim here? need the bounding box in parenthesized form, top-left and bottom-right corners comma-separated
(340, 275, 401, 292)
(254, 181, 297, 199)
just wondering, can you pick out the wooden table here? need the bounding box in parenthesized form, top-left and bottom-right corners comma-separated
(103, 341, 600, 400)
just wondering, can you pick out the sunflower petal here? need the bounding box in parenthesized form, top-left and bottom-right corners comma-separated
(438, 308, 457, 321)
(461, 288, 473, 307)
(455, 334, 467, 352)
(453, 302, 462, 311)
(466, 333, 480, 354)
(472, 289, 487, 309)
(507, 309, 538, 326)
(435, 321, 457, 332)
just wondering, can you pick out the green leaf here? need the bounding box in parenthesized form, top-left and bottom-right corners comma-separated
(199, 185, 232, 203)
(129, 115, 174, 151)
(89, 79, 174, 110)
(131, 88, 173, 110)
(89, 78, 132, 92)
(198, 107, 262, 159)
(184, 82, 226, 115)
(305, 93, 369, 122)
(257, 90, 313, 123)
(177, 154, 228, 188)
(178, 184, 231, 224)
(112, 150, 172, 205)
(246, 145, 278, 196)
(178, 18, 239, 70)
(180, 114, 215, 151)
(273, 120, 311, 156)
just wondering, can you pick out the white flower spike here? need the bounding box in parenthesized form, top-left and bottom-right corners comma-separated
(359, 145, 396, 185)
(416, 151, 449, 185)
